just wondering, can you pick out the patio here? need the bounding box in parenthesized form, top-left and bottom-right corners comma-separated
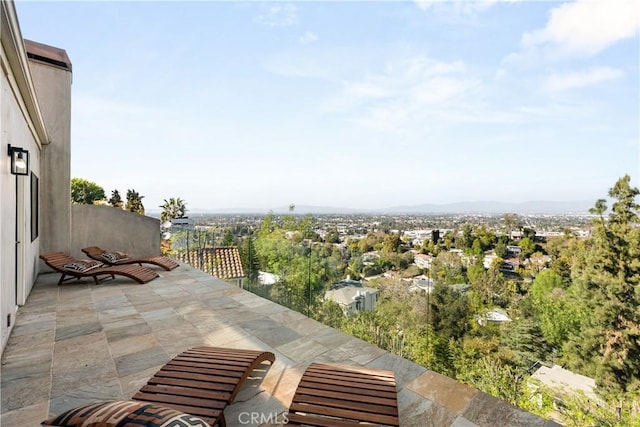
(0, 263, 557, 426)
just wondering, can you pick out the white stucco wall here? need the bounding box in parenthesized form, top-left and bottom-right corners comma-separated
(0, 60, 42, 352)
(1, 1, 55, 354)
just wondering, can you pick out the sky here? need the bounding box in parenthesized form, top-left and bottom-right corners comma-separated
(15, 0, 640, 212)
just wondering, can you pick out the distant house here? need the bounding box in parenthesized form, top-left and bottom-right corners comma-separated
(177, 247, 245, 288)
(325, 280, 379, 315)
(413, 253, 433, 269)
(529, 364, 601, 422)
(410, 278, 434, 294)
(449, 283, 470, 293)
(483, 253, 497, 269)
(506, 245, 522, 255)
(510, 231, 524, 240)
(530, 364, 598, 402)
(523, 254, 552, 269)
(362, 251, 380, 262)
(475, 308, 512, 326)
(500, 260, 519, 271)
(410, 279, 469, 295)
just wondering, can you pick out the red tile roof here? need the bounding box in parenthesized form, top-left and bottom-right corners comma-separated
(179, 247, 245, 280)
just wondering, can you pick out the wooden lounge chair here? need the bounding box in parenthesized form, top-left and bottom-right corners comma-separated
(132, 346, 276, 426)
(287, 362, 400, 426)
(40, 252, 159, 285)
(82, 246, 179, 271)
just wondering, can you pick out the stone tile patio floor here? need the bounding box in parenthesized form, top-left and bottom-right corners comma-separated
(0, 263, 559, 426)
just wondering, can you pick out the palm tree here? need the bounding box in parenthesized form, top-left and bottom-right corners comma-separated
(160, 197, 187, 222)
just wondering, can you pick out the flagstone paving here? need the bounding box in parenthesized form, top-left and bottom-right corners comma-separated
(0, 263, 560, 426)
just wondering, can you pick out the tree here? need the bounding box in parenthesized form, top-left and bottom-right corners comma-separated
(222, 229, 235, 246)
(71, 178, 105, 204)
(503, 213, 521, 240)
(324, 228, 340, 244)
(476, 226, 497, 251)
(241, 236, 260, 286)
(125, 189, 145, 214)
(563, 175, 640, 396)
(495, 239, 508, 258)
(431, 251, 465, 285)
(429, 284, 470, 340)
(531, 270, 579, 350)
(472, 263, 509, 306)
(501, 318, 548, 370)
(108, 189, 123, 208)
(311, 299, 344, 329)
(382, 233, 402, 253)
(460, 224, 474, 250)
(258, 211, 276, 237)
(518, 237, 536, 260)
(466, 258, 485, 286)
(160, 197, 187, 222)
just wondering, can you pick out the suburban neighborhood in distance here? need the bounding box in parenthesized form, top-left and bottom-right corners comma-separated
(151, 190, 636, 425)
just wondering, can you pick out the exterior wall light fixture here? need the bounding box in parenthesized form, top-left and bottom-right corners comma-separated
(8, 144, 29, 176)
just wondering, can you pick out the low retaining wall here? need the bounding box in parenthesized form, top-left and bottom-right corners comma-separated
(69, 204, 160, 260)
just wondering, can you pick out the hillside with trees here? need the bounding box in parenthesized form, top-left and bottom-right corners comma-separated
(172, 176, 639, 425)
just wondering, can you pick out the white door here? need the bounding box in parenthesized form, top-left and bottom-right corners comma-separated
(15, 177, 26, 306)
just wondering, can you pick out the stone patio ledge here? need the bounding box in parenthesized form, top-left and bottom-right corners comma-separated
(0, 263, 559, 426)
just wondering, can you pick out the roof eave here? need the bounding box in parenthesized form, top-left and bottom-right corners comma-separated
(1, 0, 50, 147)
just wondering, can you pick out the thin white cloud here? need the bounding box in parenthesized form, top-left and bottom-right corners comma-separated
(414, 0, 521, 15)
(299, 31, 318, 44)
(544, 67, 624, 91)
(324, 56, 469, 111)
(522, 0, 640, 55)
(343, 81, 389, 99)
(322, 55, 482, 131)
(255, 3, 298, 27)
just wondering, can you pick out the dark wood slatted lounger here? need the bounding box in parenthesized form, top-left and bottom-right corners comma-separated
(82, 246, 179, 271)
(40, 252, 159, 285)
(132, 346, 276, 427)
(288, 362, 400, 427)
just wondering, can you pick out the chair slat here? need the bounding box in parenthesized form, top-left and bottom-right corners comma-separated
(288, 362, 399, 427)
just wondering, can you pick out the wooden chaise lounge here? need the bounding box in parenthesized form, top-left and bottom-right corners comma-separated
(132, 346, 276, 426)
(82, 246, 179, 271)
(287, 362, 400, 426)
(40, 252, 159, 285)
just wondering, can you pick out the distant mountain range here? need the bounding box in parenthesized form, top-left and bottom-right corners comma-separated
(379, 200, 595, 215)
(172, 200, 595, 215)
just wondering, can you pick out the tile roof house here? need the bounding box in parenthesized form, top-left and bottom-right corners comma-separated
(177, 247, 245, 287)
